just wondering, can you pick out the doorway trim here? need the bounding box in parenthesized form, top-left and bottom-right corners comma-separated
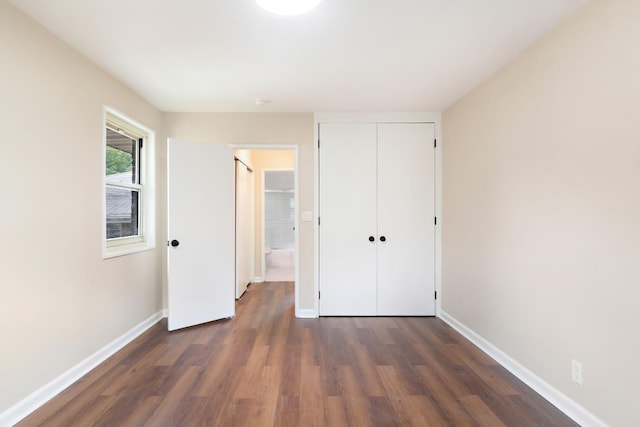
(229, 144, 300, 317)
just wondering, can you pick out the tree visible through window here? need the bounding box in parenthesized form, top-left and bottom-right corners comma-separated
(105, 119, 143, 242)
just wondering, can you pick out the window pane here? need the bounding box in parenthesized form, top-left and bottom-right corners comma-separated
(106, 128, 137, 184)
(106, 186, 139, 239)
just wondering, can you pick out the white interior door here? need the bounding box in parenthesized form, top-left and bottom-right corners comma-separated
(377, 123, 436, 315)
(235, 160, 254, 298)
(167, 139, 235, 331)
(319, 123, 378, 315)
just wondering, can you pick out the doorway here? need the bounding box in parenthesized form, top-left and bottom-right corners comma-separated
(263, 170, 295, 282)
(232, 146, 298, 297)
(167, 142, 299, 331)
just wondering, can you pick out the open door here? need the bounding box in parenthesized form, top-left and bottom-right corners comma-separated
(167, 139, 235, 331)
(235, 158, 254, 298)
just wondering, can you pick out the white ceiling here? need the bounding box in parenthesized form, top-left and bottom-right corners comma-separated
(8, 0, 589, 112)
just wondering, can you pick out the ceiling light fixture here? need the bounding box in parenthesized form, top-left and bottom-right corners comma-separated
(255, 0, 322, 16)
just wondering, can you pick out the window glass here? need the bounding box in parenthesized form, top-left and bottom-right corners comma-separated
(106, 128, 137, 184)
(106, 186, 140, 239)
(105, 124, 142, 242)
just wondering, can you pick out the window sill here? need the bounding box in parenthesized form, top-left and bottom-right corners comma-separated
(103, 241, 155, 259)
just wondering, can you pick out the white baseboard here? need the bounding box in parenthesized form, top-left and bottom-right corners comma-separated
(438, 310, 606, 427)
(296, 309, 317, 318)
(0, 310, 164, 427)
(253, 277, 264, 283)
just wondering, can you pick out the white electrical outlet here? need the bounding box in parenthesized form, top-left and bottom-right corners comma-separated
(571, 359, 583, 385)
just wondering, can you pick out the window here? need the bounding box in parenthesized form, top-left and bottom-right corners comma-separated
(104, 109, 155, 257)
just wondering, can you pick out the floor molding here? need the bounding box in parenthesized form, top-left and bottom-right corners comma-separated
(0, 310, 164, 427)
(296, 309, 317, 319)
(439, 310, 605, 427)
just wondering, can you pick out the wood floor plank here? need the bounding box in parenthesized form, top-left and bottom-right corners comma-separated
(143, 366, 204, 427)
(17, 282, 579, 427)
(300, 325, 321, 366)
(322, 396, 350, 427)
(460, 394, 508, 427)
(299, 365, 324, 409)
(233, 344, 270, 399)
(152, 330, 194, 367)
(377, 365, 418, 400)
(348, 343, 386, 397)
(337, 366, 375, 426)
(91, 394, 160, 427)
(273, 395, 300, 427)
(446, 342, 519, 396)
(114, 396, 163, 427)
(247, 365, 281, 426)
(413, 365, 477, 426)
(383, 393, 449, 427)
(368, 396, 400, 427)
(278, 344, 302, 396)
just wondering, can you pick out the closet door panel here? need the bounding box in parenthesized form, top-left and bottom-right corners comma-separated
(319, 123, 378, 315)
(377, 123, 435, 315)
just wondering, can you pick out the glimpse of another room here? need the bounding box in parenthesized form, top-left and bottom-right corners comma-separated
(264, 170, 295, 282)
(243, 149, 296, 284)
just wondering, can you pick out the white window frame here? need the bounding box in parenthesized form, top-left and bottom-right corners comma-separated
(103, 107, 156, 258)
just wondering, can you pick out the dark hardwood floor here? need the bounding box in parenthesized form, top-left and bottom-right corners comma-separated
(18, 282, 577, 426)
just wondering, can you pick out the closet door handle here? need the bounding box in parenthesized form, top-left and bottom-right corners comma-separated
(368, 236, 375, 242)
(170, 239, 180, 247)
(379, 236, 386, 242)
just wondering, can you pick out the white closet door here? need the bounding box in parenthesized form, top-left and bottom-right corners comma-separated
(319, 123, 378, 315)
(235, 160, 253, 299)
(377, 123, 436, 315)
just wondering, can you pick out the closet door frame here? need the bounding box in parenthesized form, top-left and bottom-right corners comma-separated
(314, 113, 443, 318)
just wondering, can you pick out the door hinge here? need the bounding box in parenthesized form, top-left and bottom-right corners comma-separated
(435, 291, 437, 300)
(318, 139, 320, 148)
(435, 217, 437, 225)
(319, 291, 321, 300)
(434, 138, 437, 148)
(318, 217, 320, 226)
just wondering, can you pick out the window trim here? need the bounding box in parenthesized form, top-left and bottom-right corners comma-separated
(102, 107, 156, 259)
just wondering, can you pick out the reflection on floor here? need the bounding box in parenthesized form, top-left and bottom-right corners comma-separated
(265, 248, 294, 282)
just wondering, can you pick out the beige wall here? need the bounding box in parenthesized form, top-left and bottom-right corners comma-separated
(250, 150, 295, 279)
(442, 1, 640, 425)
(162, 113, 315, 309)
(0, 1, 164, 415)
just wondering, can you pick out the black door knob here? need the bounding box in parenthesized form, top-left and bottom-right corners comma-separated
(368, 236, 375, 242)
(170, 239, 180, 247)
(379, 236, 386, 242)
